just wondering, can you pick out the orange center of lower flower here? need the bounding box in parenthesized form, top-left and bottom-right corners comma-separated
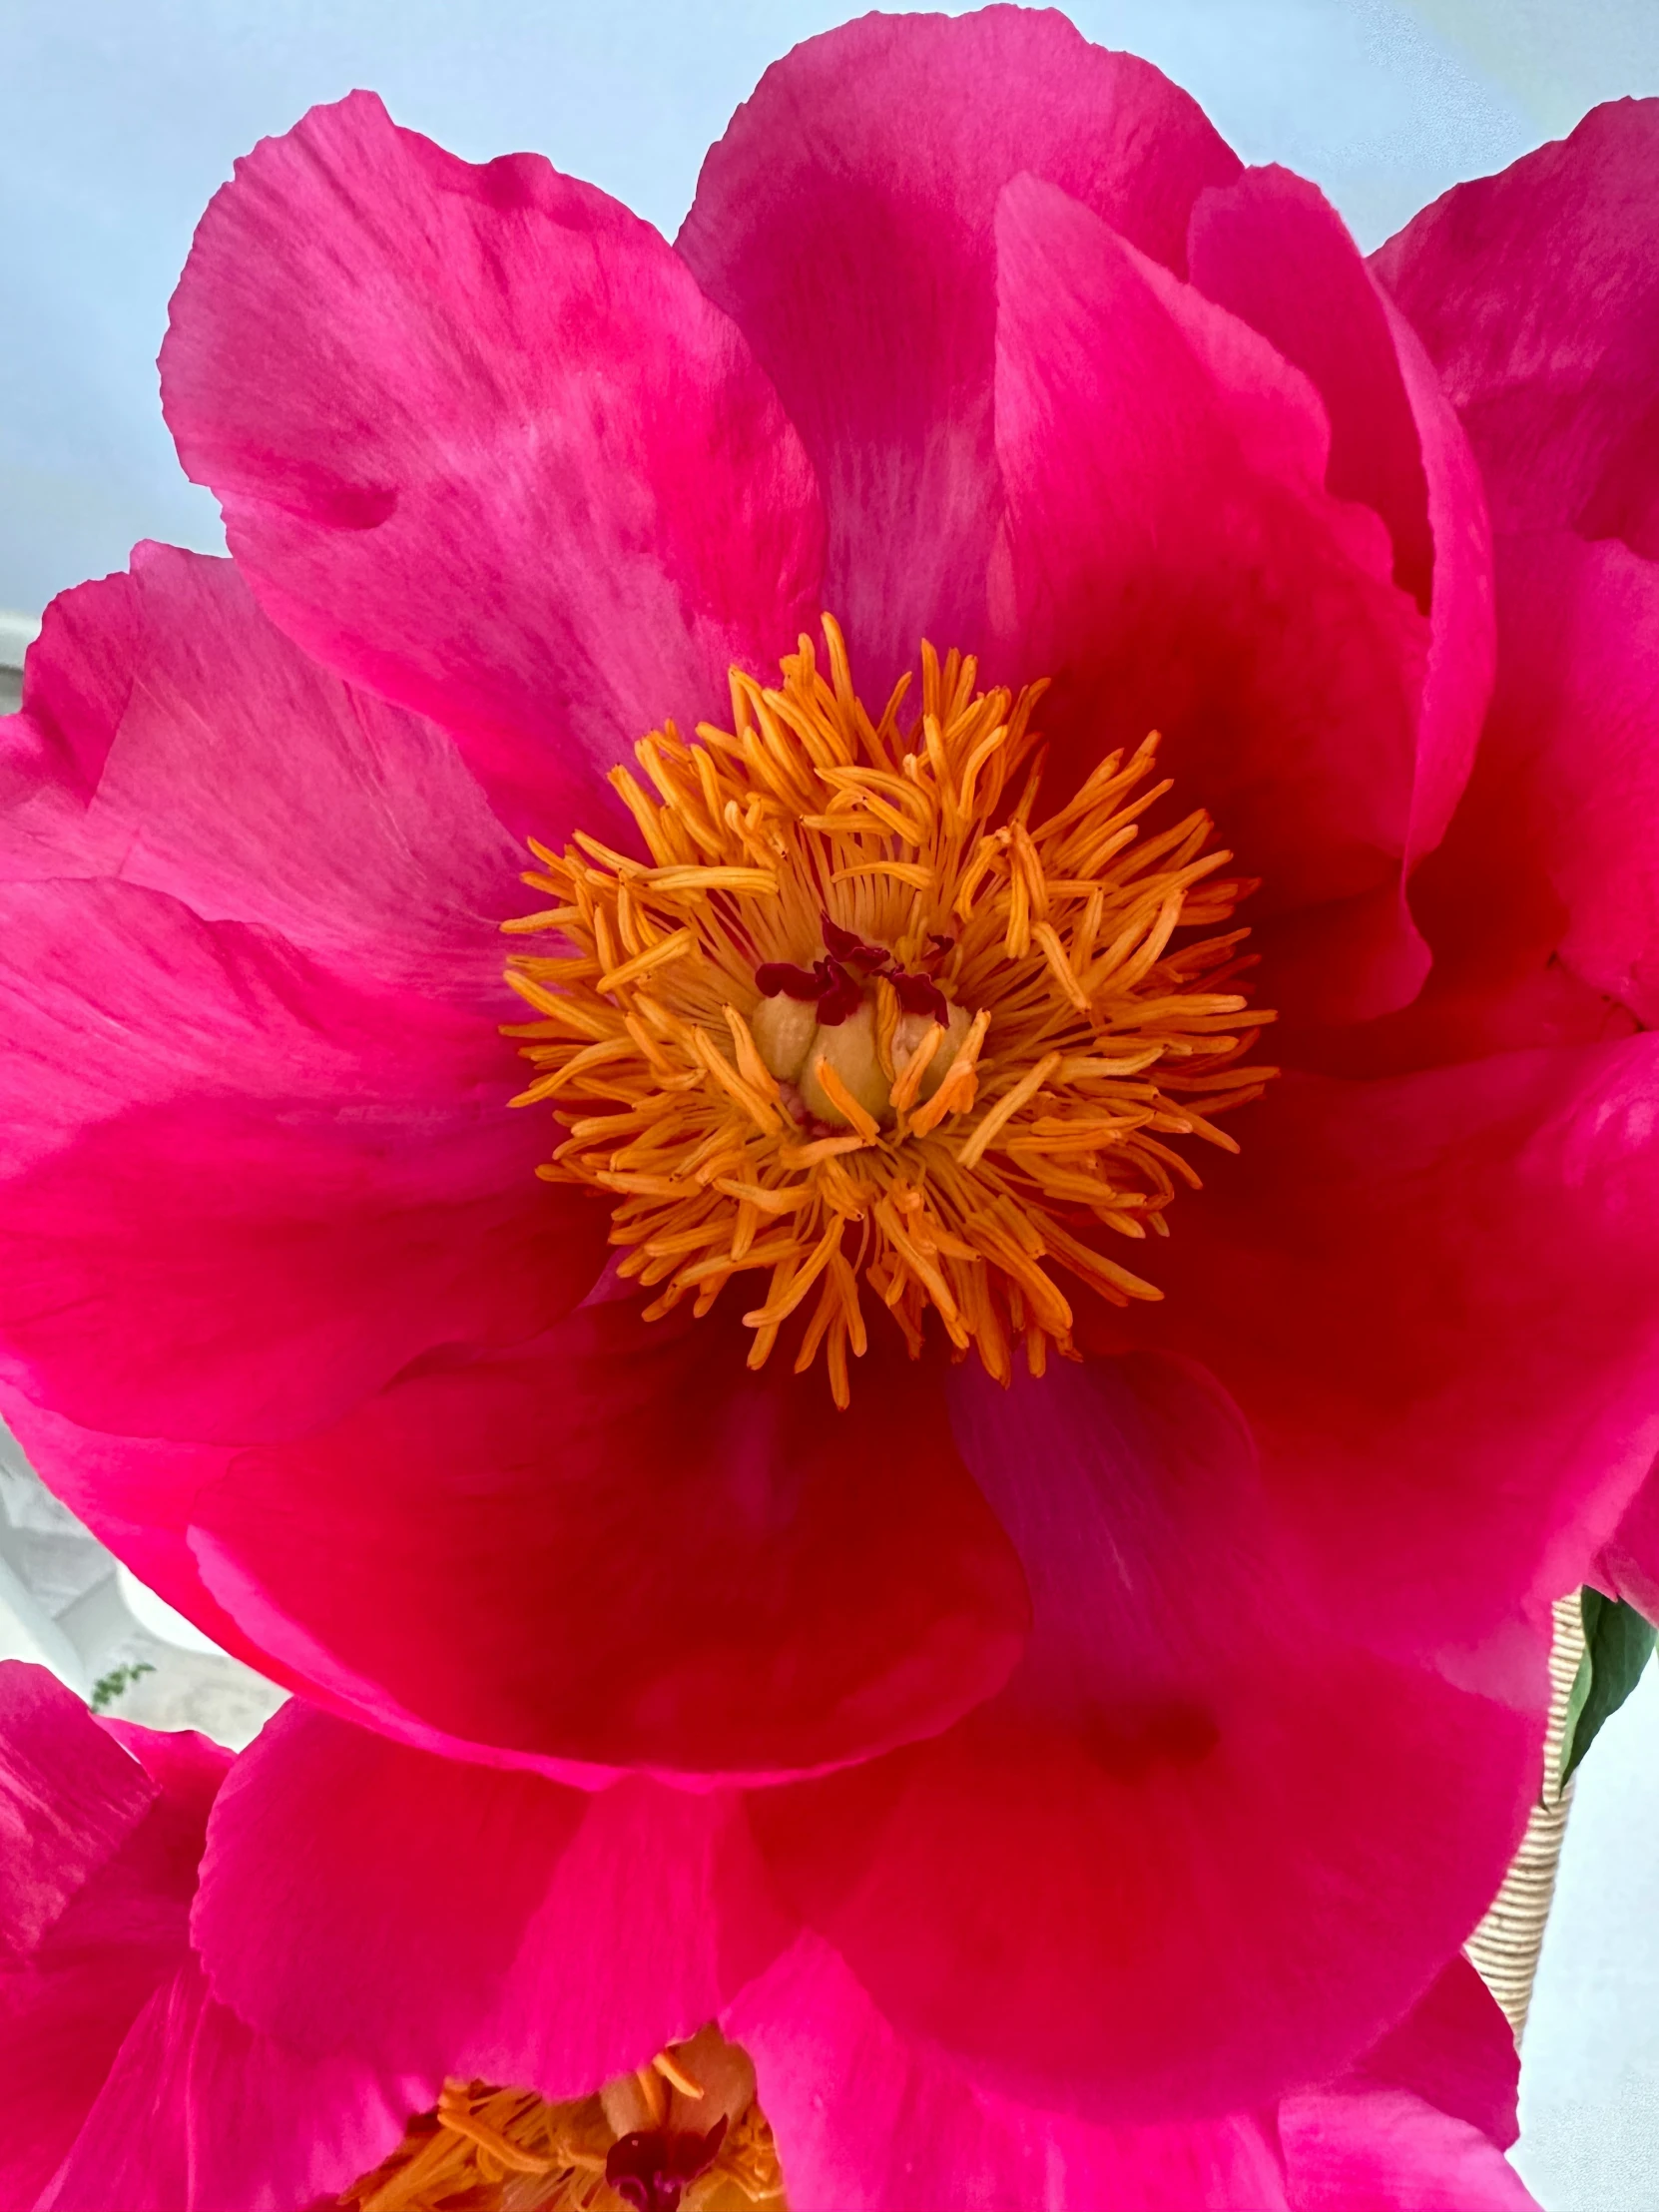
(504, 619, 1274, 1403)
(339, 2027, 785, 2212)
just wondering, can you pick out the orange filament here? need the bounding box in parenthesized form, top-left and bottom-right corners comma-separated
(338, 2029, 786, 2212)
(505, 618, 1274, 1403)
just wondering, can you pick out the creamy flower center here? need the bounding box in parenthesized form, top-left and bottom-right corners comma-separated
(504, 619, 1274, 1404)
(339, 2027, 784, 2212)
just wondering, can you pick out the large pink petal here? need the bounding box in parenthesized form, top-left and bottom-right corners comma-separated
(991, 175, 1432, 1021)
(1186, 168, 1494, 877)
(1279, 2083, 1538, 2212)
(747, 1355, 1540, 2118)
(1356, 1956, 1518, 2151)
(39, 1954, 422, 2212)
(1374, 100, 1659, 558)
(728, 1934, 1291, 2212)
(678, 7, 1238, 697)
(1295, 535, 1656, 1081)
(188, 1302, 1028, 1784)
(1397, 533, 1659, 1057)
(2, 546, 524, 1007)
(161, 91, 825, 844)
(1121, 1037, 1659, 1649)
(1190, 169, 1432, 611)
(0, 877, 607, 1442)
(193, 1702, 791, 2099)
(193, 1701, 581, 2080)
(0, 1668, 222, 2211)
(1452, 535, 1659, 1024)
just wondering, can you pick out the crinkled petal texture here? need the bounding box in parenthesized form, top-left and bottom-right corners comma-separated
(160, 88, 827, 842)
(678, 4, 1241, 697)
(744, 1356, 1541, 2118)
(1374, 99, 1659, 555)
(0, 1665, 419, 2212)
(0, 1663, 208, 2211)
(0, 549, 608, 1451)
(683, 9, 1491, 1024)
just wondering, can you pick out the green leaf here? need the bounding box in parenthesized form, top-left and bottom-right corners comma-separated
(1560, 1589, 1657, 1787)
(88, 1659, 155, 1714)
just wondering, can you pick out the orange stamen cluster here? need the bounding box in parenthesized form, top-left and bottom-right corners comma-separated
(504, 618, 1273, 1404)
(339, 2034, 785, 2212)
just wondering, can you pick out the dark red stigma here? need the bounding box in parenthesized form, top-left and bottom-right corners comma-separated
(605, 2115, 729, 2212)
(752, 959, 827, 1001)
(755, 914, 952, 1031)
(752, 954, 862, 1025)
(892, 970, 949, 1024)
(821, 914, 892, 975)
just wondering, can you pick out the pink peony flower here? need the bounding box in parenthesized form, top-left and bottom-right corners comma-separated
(3, 1, 1658, 2146)
(0, 1661, 1538, 2211)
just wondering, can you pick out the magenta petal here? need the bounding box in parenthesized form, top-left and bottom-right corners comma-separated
(1133, 1039, 1659, 1646)
(1186, 166, 1495, 873)
(193, 1702, 792, 2102)
(3, 546, 524, 1005)
(1375, 99, 1659, 559)
(0, 1095, 605, 1446)
(991, 174, 1432, 1017)
(0, 546, 610, 1448)
(41, 1954, 422, 2212)
(0, 1666, 222, 2211)
(161, 91, 825, 843)
(193, 1701, 583, 2078)
(473, 1776, 792, 2100)
(679, 7, 1238, 695)
(727, 1934, 1291, 2212)
(1278, 2083, 1538, 2212)
(0, 876, 607, 1443)
(1409, 532, 1659, 1037)
(0, 570, 141, 842)
(0, 1662, 157, 1956)
(1357, 1956, 1518, 2152)
(748, 1355, 1540, 2117)
(189, 1304, 1028, 1783)
(1190, 168, 1432, 606)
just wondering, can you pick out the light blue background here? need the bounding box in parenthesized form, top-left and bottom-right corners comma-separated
(7, 6, 1659, 2207)
(4, 0, 1658, 617)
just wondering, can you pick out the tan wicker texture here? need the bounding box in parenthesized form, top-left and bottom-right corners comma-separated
(1464, 1590, 1587, 2040)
